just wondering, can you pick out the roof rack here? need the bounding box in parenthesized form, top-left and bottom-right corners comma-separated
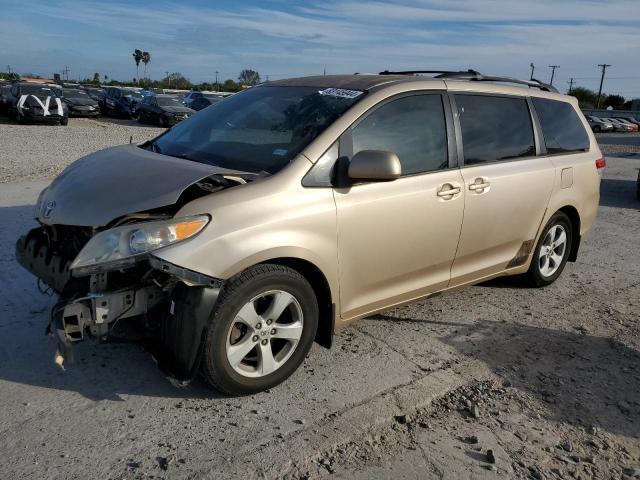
(378, 69, 558, 93)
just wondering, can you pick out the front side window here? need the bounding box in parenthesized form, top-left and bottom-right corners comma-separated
(152, 86, 364, 174)
(351, 94, 448, 175)
(532, 98, 589, 154)
(456, 95, 535, 165)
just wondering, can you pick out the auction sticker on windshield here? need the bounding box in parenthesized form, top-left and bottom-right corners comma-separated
(318, 88, 364, 99)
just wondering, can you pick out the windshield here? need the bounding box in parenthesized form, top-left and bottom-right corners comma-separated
(121, 89, 142, 99)
(156, 96, 182, 106)
(152, 85, 364, 174)
(21, 85, 61, 98)
(63, 89, 89, 99)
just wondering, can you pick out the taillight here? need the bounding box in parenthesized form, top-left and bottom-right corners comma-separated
(595, 157, 606, 172)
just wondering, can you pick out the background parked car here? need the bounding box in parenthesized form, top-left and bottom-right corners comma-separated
(62, 88, 100, 117)
(612, 117, 639, 132)
(82, 87, 106, 103)
(586, 115, 614, 133)
(99, 87, 142, 118)
(190, 95, 223, 111)
(6, 82, 68, 125)
(616, 116, 640, 129)
(182, 91, 226, 109)
(137, 94, 195, 127)
(607, 118, 634, 132)
(0, 85, 11, 115)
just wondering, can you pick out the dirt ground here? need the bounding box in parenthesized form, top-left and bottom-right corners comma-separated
(0, 127, 638, 478)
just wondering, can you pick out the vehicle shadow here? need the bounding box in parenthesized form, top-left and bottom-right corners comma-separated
(374, 313, 640, 439)
(0, 204, 218, 401)
(600, 178, 639, 209)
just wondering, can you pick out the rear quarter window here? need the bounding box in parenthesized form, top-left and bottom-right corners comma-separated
(532, 98, 589, 154)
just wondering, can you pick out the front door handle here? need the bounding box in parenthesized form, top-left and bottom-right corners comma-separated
(437, 183, 461, 199)
(468, 177, 491, 193)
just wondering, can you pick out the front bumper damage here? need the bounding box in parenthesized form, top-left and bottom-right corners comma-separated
(16, 227, 223, 382)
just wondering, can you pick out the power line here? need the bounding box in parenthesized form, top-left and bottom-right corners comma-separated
(596, 64, 611, 109)
(548, 65, 560, 86)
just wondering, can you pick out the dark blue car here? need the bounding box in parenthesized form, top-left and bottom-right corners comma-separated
(99, 87, 143, 118)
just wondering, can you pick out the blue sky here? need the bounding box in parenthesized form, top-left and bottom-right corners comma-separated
(2, 0, 639, 97)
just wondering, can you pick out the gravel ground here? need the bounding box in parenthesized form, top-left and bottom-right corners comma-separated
(0, 117, 163, 183)
(0, 122, 638, 479)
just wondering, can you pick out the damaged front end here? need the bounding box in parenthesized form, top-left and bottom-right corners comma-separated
(15, 144, 256, 382)
(16, 216, 223, 382)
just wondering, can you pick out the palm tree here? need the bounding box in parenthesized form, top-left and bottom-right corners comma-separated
(142, 51, 151, 82)
(132, 49, 143, 84)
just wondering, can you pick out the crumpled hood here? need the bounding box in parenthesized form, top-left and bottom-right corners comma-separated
(37, 144, 242, 227)
(161, 105, 195, 114)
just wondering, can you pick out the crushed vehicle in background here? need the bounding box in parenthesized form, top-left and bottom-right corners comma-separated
(99, 87, 142, 118)
(5, 82, 68, 125)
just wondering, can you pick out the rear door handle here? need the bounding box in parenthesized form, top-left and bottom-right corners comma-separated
(468, 177, 491, 192)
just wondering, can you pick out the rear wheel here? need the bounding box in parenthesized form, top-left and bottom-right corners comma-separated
(201, 264, 318, 395)
(593, 125, 601, 133)
(524, 211, 572, 287)
(60, 116, 68, 126)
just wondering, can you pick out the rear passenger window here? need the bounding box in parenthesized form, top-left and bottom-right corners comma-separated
(532, 98, 589, 154)
(352, 94, 448, 175)
(455, 95, 535, 165)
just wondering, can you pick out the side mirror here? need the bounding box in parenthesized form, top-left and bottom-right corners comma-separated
(347, 150, 402, 182)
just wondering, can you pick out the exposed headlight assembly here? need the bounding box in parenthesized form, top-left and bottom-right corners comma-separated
(70, 215, 209, 276)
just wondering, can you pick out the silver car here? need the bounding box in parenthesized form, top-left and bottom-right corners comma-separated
(586, 115, 613, 133)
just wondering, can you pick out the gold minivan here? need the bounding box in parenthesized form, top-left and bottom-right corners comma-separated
(17, 71, 603, 394)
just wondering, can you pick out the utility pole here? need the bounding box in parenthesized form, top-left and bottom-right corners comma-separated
(323, 65, 327, 76)
(596, 63, 611, 109)
(567, 77, 574, 94)
(215, 71, 219, 91)
(529, 63, 535, 80)
(6, 65, 11, 74)
(165, 71, 170, 88)
(61, 66, 70, 81)
(548, 65, 559, 86)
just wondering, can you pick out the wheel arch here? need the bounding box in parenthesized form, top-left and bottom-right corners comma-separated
(257, 257, 335, 349)
(557, 205, 581, 262)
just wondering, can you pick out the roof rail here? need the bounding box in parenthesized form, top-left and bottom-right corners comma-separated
(378, 69, 558, 93)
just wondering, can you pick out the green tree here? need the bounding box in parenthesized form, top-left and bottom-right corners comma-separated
(238, 69, 261, 86)
(222, 79, 240, 92)
(602, 94, 625, 110)
(142, 51, 151, 81)
(569, 86, 598, 109)
(132, 49, 143, 83)
(161, 72, 191, 90)
(93, 72, 100, 84)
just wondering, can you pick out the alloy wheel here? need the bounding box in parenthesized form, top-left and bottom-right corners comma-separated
(538, 224, 567, 277)
(225, 290, 304, 378)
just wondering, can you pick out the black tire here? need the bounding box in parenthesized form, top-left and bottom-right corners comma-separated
(593, 125, 601, 133)
(158, 115, 166, 128)
(60, 116, 68, 126)
(201, 264, 318, 395)
(524, 211, 573, 287)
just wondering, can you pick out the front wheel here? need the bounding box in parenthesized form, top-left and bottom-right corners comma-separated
(60, 116, 68, 126)
(524, 211, 572, 287)
(201, 264, 318, 395)
(593, 125, 601, 133)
